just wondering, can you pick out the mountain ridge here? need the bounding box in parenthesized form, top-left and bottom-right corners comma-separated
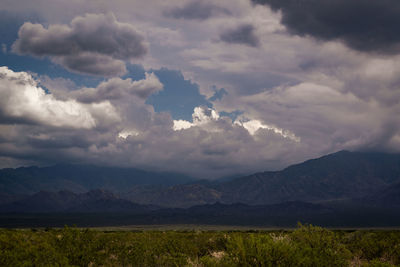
(1, 150, 400, 208)
(0, 164, 196, 195)
(0, 189, 154, 213)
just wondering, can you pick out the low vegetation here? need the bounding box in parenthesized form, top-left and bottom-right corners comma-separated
(1, 224, 400, 266)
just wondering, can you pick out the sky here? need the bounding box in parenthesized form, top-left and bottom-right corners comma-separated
(1, 0, 400, 179)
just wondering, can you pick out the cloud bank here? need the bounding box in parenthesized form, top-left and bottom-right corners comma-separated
(1, 0, 400, 178)
(0, 66, 306, 177)
(12, 13, 148, 76)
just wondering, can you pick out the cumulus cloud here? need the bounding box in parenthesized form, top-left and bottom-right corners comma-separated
(172, 106, 220, 131)
(112, 111, 305, 178)
(219, 24, 260, 47)
(253, 0, 400, 54)
(0, 66, 306, 178)
(42, 71, 165, 136)
(12, 13, 148, 76)
(234, 118, 300, 142)
(0, 66, 120, 128)
(172, 106, 299, 142)
(172, 119, 193, 131)
(163, 1, 231, 20)
(71, 72, 163, 103)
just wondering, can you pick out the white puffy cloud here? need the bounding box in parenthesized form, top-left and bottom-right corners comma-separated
(234, 119, 300, 142)
(173, 120, 193, 131)
(173, 107, 219, 130)
(0, 66, 120, 129)
(118, 129, 139, 139)
(173, 106, 300, 142)
(173, 106, 222, 133)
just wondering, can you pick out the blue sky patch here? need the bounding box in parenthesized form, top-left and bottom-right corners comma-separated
(146, 68, 212, 121)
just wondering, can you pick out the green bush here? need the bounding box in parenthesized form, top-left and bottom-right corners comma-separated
(0, 225, 399, 266)
(220, 224, 351, 267)
(344, 230, 400, 265)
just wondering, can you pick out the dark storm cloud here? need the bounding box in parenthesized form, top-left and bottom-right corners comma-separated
(219, 24, 260, 47)
(253, 0, 400, 54)
(12, 13, 148, 76)
(163, 1, 231, 20)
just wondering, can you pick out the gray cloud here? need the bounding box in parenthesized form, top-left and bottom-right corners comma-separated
(0, 66, 307, 178)
(219, 24, 260, 47)
(71, 73, 163, 103)
(12, 13, 148, 76)
(253, 0, 400, 54)
(3, 1, 400, 178)
(164, 1, 231, 20)
(55, 53, 127, 77)
(0, 114, 302, 178)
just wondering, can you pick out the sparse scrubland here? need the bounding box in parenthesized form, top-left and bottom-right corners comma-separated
(1, 224, 400, 266)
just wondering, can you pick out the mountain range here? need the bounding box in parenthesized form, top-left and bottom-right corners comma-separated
(0, 189, 154, 213)
(122, 150, 400, 207)
(0, 164, 194, 195)
(1, 150, 400, 227)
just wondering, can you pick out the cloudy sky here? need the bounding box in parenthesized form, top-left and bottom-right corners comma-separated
(1, 0, 400, 178)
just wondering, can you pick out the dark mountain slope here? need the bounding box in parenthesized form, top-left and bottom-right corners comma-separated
(217, 151, 400, 205)
(0, 189, 153, 213)
(116, 151, 400, 207)
(0, 164, 195, 195)
(361, 182, 400, 208)
(125, 184, 222, 208)
(138, 201, 335, 226)
(2, 151, 400, 208)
